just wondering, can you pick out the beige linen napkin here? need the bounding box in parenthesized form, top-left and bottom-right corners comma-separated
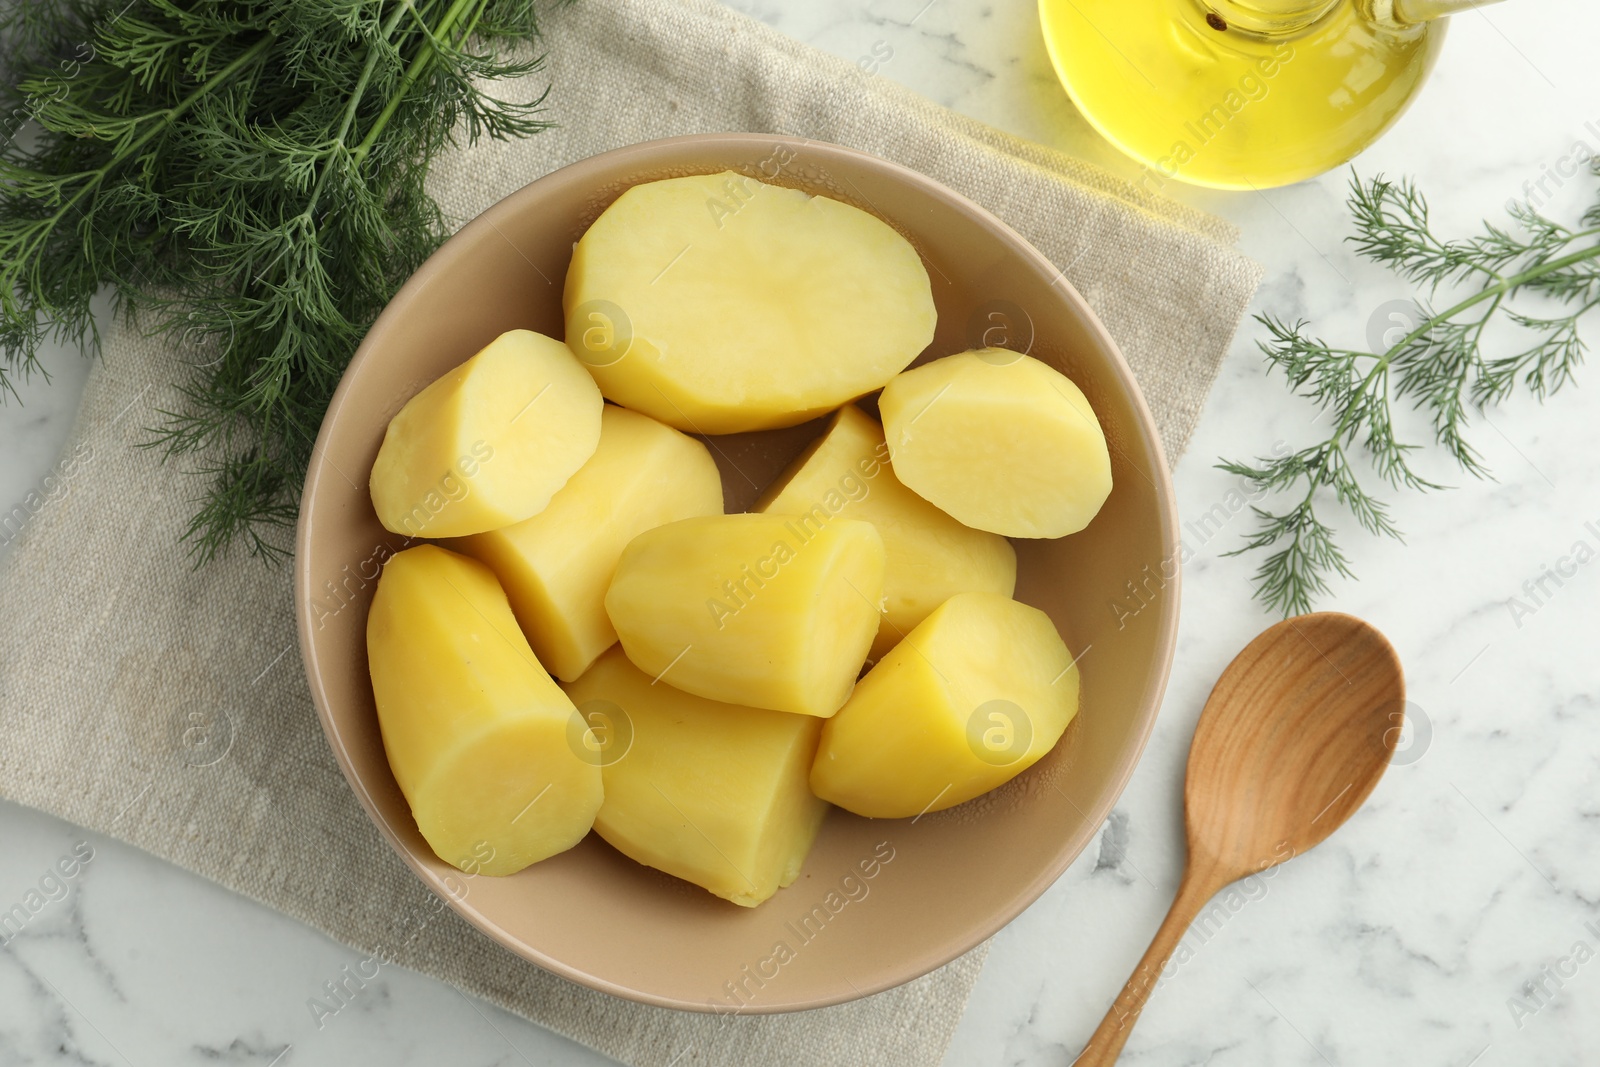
(0, 2, 1261, 1065)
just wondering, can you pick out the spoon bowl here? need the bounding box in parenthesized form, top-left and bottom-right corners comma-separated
(1076, 612, 1404, 1065)
(1185, 611, 1405, 882)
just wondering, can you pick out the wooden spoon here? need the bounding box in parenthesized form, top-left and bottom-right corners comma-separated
(1074, 612, 1404, 1065)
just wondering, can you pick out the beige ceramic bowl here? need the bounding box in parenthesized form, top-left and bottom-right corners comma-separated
(295, 133, 1179, 1014)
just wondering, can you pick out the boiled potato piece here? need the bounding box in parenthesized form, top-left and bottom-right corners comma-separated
(370, 330, 603, 538)
(878, 350, 1112, 538)
(810, 591, 1079, 818)
(564, 171, 936, 433)
(605, 513, 885, 717)
(367, 545, 602, 875)
(452, 406, 723, 682)
(563, 646, 829, 907)
(757, 404, 1017, 659)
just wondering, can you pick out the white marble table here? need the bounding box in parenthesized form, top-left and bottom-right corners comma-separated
(3, 2, 1597, 1064)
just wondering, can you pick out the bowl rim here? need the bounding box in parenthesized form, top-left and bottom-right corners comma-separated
(294, 131, 1181, 1012)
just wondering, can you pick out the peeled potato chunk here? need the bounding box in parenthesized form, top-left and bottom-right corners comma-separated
(757, 404, 1017, 659)
(563, 646, 829, 907)
(810, 591, 1080, 819)
(878, 350, 1112, 538)
(605, 513, 885, 717)
(452, 406, 723, 682)
(367, 545, 603, 875)
(370, 329, 603, 538)
(564, 171, 936, 433)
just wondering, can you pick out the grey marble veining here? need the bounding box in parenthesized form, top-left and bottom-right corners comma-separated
(2, 2, 1598, 1065)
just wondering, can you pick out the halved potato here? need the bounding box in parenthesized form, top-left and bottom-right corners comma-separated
(757, 404, 1017, 658)
(563, 646, 829, 907)
(564, 171, 936, 433)
(878, 350, 1112, 538)
(604, 513, 885, 717)
(810, 591, 1080, 819)
(452, 405, 723, 682)
(367, 545, 602, 875)
(370, 330, 603, 538)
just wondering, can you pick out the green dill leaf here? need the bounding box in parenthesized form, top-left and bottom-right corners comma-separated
(1221, 167, 1600, 616)
(0, 0, 559, 563)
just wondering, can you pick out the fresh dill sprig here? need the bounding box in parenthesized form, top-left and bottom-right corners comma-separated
(1221, 170, 1600, 617)
(0, 0, 557, 563)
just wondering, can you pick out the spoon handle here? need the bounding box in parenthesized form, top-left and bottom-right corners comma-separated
(1073, 864, 1226, 1066)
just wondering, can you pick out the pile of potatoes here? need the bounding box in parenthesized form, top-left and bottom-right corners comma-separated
(365, 172, 1112, 906)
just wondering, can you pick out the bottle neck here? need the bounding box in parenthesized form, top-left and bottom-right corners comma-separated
(1201, 0, 1504, 34)
(1390, 0, 1506, 23)
(1199, 0, 1341, 35)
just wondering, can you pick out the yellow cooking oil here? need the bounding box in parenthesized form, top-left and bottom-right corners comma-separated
(1038, 0, 1449, 190)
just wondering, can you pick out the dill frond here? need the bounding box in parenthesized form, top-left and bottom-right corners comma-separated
(1223, 170, 1600, 616)
(0, 0, 558, 563)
